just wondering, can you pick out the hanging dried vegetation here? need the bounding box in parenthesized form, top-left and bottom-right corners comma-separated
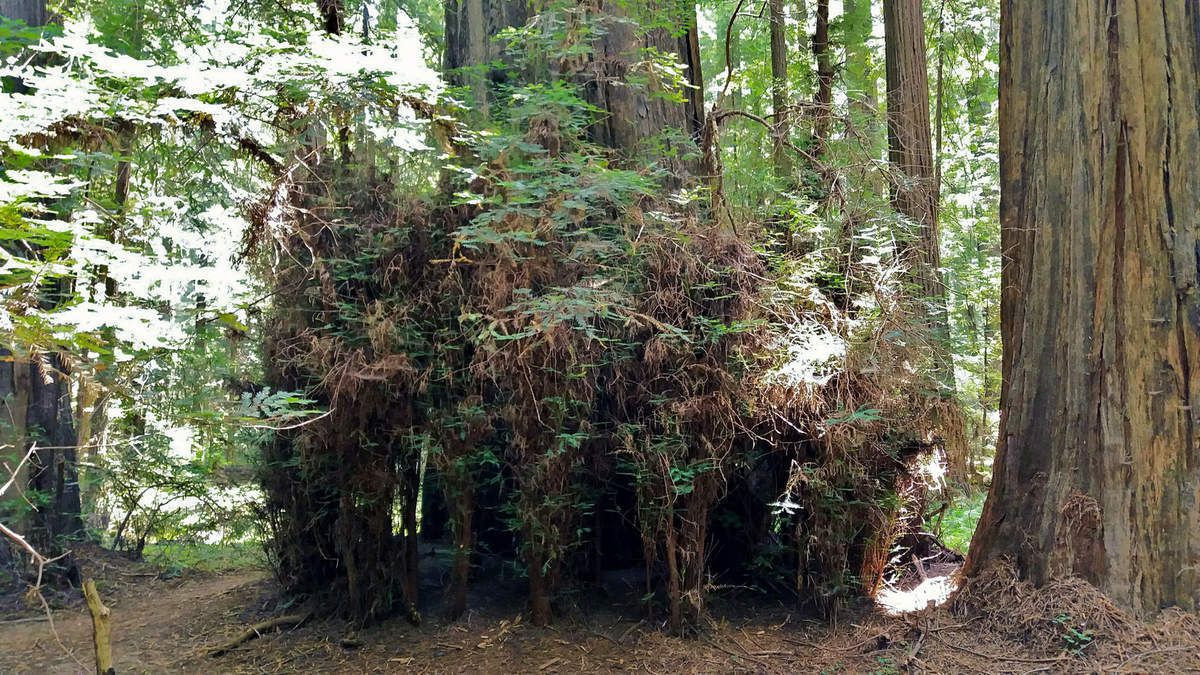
(248, 14, 953, 634)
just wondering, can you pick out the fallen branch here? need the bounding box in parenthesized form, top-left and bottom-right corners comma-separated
(902, 626, 925, 667)
(929, 632, 1067, 665)
(1111, 646, 1193, 672)
(0, 615, 49, 624)
(207, 613, 311, 657)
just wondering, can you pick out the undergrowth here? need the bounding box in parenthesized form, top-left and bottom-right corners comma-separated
(938, 489, 985, 552)
(251, 5, 965, 633)
(143, 542, 265, 574)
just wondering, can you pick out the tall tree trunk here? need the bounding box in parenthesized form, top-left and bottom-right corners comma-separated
(811, 0, 833, 154)
(768, 0, 790, 179)
(965, 0, 1200, 616)
(883, 0, 950, 372)
(26, 352, 84, 553)
(883, 0, 968, 483)
(443, 0, 532, 118)
(0, 0, 46, 26)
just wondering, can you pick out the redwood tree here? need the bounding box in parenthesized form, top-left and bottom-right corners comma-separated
(883, 0, 951, 382)
(811, 0, 833, 153)
(768, 0, 789, 178)
(965, 0, 1200, 615)
(883, 0, 969, 484)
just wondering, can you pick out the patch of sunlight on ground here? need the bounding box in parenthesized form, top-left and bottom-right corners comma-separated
(876, 574, 960, 615)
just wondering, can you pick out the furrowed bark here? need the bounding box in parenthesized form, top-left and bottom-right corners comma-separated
(966, 0, 1200, 615)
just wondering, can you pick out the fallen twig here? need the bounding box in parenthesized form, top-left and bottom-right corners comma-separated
(786, 630, 892, 654)
(0, 615, 49, 624)
(929, 632, 1067, 665)
(1111, 645, 1192, 672)
(902, 625, 925, 667)
(207, 612, 311, 657)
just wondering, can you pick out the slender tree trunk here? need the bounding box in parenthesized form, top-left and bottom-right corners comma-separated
(768, 0, 790, 179)
(400, 459, 420, 610)
(445, 479, 473, 620)
(932, 0, 946, 191)
(527, 546, 552, 627)
(811, 0, 833, 154)
(965, 0, 1200, 616)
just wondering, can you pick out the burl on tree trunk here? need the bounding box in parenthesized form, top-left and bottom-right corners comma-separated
(966, 0, 1200, 615)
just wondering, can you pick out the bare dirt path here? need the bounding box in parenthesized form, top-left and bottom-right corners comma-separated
(2, 563, 1197, 674)
(0, 570, 264, 673)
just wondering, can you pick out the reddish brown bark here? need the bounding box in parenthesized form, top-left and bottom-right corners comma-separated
(883, 0, 967, 483)
(966, 0, 1200, 615)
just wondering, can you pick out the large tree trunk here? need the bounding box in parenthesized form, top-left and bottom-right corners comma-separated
(883, 0, 968, 483)
(444, 0, 699, 151)
(0, 0, 46, 26)
(26, 353, 84, 552)
(582, 2, 704, 155)
(443, 0, 532, 117)
(965, 0, 1200, 615)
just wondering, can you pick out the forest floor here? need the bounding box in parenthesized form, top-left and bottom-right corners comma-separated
(1, 544, 1198, 674)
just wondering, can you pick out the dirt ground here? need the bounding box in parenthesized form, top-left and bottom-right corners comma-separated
(1, 549, 1197, 674)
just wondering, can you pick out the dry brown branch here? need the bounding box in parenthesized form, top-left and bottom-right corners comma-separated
(928, 632, 1067, 665)
(0, 443, 88, 670)
(207, 613, 311, 657)
(1112, 646, 1193, 672)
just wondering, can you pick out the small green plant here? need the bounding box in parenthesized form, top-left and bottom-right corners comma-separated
(1052, 613, 1095, 654)
(870, 655, 899, 675)
(937, 490, 986, 552)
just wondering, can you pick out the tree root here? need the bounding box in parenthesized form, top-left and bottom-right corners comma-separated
(207, 612, 311, 657)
